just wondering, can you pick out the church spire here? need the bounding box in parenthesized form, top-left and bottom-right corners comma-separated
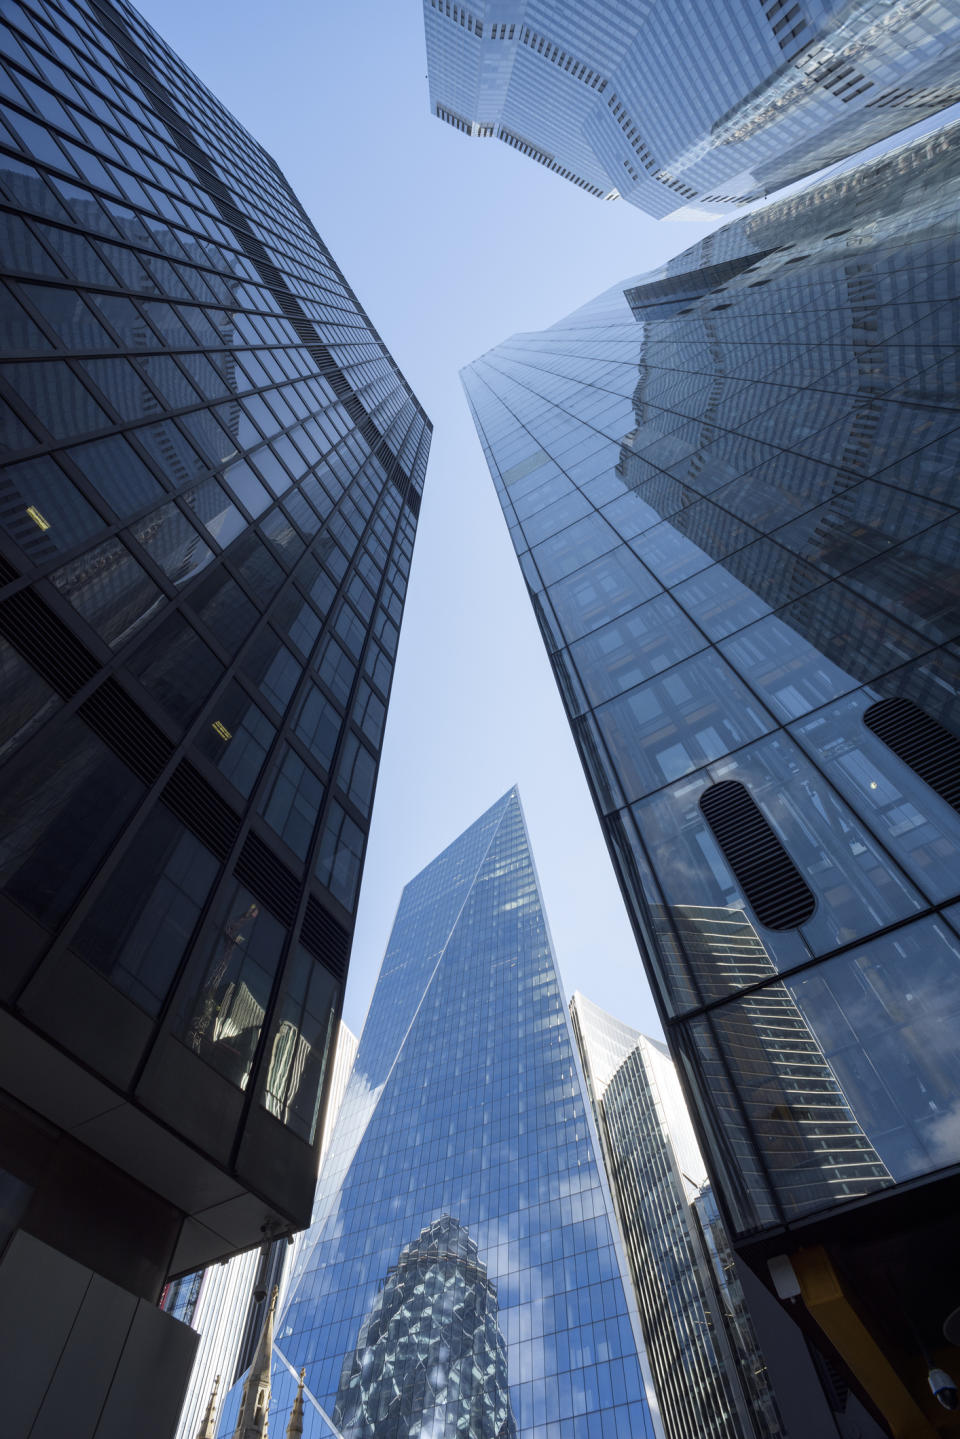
(232, 1285, 278, 1439)
(196, 1375, 220, 1439)
(285, 1368, 306, 1438)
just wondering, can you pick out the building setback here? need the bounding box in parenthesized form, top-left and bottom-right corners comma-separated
(215, 787, 664, 1439)
(0, 0, 429, 1434)
(462, 121, 960, 1435)
(423, 0, 960, 218)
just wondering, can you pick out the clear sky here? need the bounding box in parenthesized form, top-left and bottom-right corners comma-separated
(129, 0, 727, 1039)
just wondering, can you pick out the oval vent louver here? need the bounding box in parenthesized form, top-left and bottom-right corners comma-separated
(699, 780, 816, 931)
(864, 697, 960, 812)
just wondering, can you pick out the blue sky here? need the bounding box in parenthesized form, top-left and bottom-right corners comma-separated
(134, 0, 725, 1038)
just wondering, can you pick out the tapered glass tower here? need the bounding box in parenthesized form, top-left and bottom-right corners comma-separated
(462, 122, 960, 1431)
(215, 788, 661, 1439)
(423, 0, 960, 218)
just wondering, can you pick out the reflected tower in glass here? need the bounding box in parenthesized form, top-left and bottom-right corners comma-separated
(0, 1, 428, 1433)
(215, 787, 662, 1439)
(335, 1215, 517, 1439)
(423, 0, 960, 218)
(462, 122, 960, 1431)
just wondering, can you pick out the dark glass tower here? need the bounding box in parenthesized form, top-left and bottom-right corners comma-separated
(423, 0, 960, 219)
(462, 122, 960, 1432)
(335, 1215, 517, 1439)
(215, 788, 662, 1439)
(0, 1, 428, 1434)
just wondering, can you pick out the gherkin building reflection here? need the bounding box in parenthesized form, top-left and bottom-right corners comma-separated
(334, 1216, 516, 1439)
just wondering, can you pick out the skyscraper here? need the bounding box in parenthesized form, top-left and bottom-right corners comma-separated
(215, 788, 663, 1439)
(168, 1023, 360, 1439)
(462, 121, 960, 1432)
(423, 0, 960, 218)
(571, 990, 882, 1439)
(335, 1215, 517, 1439)
(0, 0, 428, 1432)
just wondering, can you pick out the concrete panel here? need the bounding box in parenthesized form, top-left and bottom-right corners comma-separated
(94, 1296, 197, 1439)
(30, 1272, 137, 1439)
(0, 1231, 91, 1439)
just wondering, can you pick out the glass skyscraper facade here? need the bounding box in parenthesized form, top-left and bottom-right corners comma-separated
(423, 0, 960, 218)
(571, 992, 784, 1439)
(463, 121, 960, 1428)
(215, 788, 662, 1439)
(0, 2, 428, 1433)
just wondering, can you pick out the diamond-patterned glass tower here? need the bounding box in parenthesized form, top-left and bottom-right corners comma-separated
(216, 788, 661, 1439)
(335, 1215, 516, 1439)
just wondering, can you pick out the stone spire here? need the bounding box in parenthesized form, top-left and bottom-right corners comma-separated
(285, 1368, 306, 1438)
(196, 1375, 220, 1439)
(232, 1286, 278, 1439)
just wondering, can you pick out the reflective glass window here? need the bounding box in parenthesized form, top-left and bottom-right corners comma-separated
(0, 716, 144, 927)
(50, 534, 163, 646)
(127, 613, 223, 730)
(195, 681, 275, 796)
(1, 359, 107, 438)
(792, 690, 960, 904)
(548, 548, 661, 644)
(260, 745, 324, 859)
(65, 433, 163, 517)
(1, 453, 103, 556)
(261, 943, 337, 1141)
(131, 500, 213, 585)
(570, 594, 706, 706)
(314, 800, 365, 910)
(177, 882, 285, 1089)
(532, 513, 617, 586)
(71, 806, 219, 1014)
(595, 650, 774, 799)
(294, 684, 340, 772)
(0, 636, 60, 764)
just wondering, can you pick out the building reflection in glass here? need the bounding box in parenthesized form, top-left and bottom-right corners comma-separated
(334, 1215, 516, 1439)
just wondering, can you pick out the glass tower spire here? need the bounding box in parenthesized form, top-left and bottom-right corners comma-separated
(216, 788, 662, 1439)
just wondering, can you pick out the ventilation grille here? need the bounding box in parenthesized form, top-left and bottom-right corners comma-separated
(0, 553, 19, 586)
(78, 677, 174, 784)
(300, 896, 349, 981)
(864, 697, 960, 812)
(0, 586, 100, 697)
(162, 760, 240, 860)
(234, 830, 300, 927)
(699, 781, 816, 930)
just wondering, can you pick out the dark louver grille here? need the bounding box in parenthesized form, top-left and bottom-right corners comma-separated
(864, 696, 960, 811)
(78, 677, 174, 784)
(162, 760, 240, 860)
(0, 586, 99, 697)
(300, 896, 349, 981)
(234, 830, 299, 928)
(699, 780, 816, 931)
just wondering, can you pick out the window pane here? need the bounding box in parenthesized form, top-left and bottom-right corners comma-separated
(131, 500, 214, 585)
(72, 806, 219, 1014)
(0, 637, 60, 763)
(0, 717, 144, 927)
(194, 681, 275, 796)
(51, 535, 164, 647)
(178, 883, 285, 1089)
(260, 745, 324, 859)
(261, 944, 337, 1141)
(315, 801, 364, 910)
